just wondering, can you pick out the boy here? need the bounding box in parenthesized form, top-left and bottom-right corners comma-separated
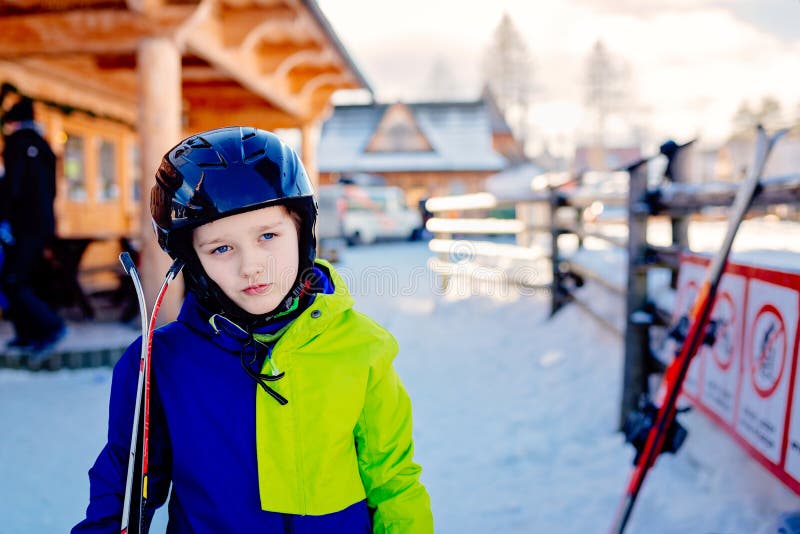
(73, 127, 433, 533)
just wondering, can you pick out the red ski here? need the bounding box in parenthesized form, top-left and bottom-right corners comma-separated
(119, 253, 183, 534)
(610, 125, 786, 534)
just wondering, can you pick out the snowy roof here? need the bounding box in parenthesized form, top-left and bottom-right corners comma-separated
(484, 162, 546, 197)
(318, 101, 508, 173)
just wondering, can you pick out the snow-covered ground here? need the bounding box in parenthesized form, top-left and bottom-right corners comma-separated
(1, 233, 800, 533)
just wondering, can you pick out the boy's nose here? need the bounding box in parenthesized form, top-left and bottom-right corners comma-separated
(240, 251, 266, 279)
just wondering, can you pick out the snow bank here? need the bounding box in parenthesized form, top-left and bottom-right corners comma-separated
(0, 241, 798, 533)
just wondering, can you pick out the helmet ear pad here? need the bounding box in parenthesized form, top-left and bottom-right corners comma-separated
(281, 196, 318, 279)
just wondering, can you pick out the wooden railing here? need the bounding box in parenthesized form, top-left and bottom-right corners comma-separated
(425, 151, 800, 428)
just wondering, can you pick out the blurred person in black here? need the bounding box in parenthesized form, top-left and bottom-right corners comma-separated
(0, 97, 66, 358)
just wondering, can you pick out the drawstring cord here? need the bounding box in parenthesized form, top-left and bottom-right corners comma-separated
(208, 276, 315, 407)
(240, 332, 288, 405)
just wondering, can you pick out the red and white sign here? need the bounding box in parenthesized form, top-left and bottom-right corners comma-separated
(672, 261, 706, 399)
(671, 254, 800, 494)
(736, 279, 797, 464)
(700, 275, 746, 425)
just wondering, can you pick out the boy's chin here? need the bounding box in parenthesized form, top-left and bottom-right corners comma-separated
(239, 300, 282, 316)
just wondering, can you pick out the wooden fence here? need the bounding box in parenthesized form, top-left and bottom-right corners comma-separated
(425, 147, 800, 429)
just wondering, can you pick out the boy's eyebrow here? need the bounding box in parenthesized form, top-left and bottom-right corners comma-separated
(195, 221, 285, 247)
(255, 221, 284, 232)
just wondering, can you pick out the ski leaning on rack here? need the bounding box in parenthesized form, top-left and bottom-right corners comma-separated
(609, 125, 787, 534)
(118, 253, 183, 534)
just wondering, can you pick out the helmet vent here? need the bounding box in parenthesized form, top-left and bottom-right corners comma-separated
(244, 148, 266, 162)
(195, 151, 228, 169)
(187, 136, 212, 148)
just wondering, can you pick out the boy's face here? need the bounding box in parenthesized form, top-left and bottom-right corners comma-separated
(192, 205, 300, 315)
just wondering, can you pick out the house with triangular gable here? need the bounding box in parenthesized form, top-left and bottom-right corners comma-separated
(318, 95, 524, 206)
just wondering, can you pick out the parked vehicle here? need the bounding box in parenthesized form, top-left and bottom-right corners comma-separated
(316, 184, 422, 246)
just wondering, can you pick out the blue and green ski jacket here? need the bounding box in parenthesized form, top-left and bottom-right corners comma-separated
(73, 260, 433, 533)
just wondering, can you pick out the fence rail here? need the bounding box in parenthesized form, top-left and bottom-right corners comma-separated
(425, 139, 800, 429)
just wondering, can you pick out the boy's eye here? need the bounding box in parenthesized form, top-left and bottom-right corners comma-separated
(260, 233, 276, 241)
(211, 245, 231, 255)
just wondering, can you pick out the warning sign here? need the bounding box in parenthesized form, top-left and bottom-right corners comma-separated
(750, 304, 787, 398)
(736, 278, 797, 464)
(700, 274, 746, 425)
(670, 260, 707, 400)
(675, 254, 800, 494)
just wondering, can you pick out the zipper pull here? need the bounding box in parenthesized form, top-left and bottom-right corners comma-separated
(266, 345, 284, 378)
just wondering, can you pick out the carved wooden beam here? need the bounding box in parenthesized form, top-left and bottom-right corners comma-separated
(187, 104, 301, 132)
(0, 5, 196, 57)
(288, 65, 339, 93)
(274, 48, 337, 79)
(298, 72, 352, 103)
(183, 80, 271, 109)
(0, 58, 137, 123)
(256, 42, 320, 75)
(126, 0, 165, 15)
(220, 3, 297, 48)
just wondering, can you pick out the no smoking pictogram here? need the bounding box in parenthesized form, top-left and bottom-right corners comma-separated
(711, 291, 736, 371)
(749, 304, 787, 398)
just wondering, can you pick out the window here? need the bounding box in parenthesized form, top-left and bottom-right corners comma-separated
(97, 138, 118, 201)
(129, 142, 141, 202)
(64, 134, 86, 202)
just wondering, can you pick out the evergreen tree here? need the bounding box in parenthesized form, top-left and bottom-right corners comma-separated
(481, 12, 535, 148)
(584, 39, 629, 146)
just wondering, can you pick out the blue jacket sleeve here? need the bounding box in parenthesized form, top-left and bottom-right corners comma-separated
(72, 339, 172, 533)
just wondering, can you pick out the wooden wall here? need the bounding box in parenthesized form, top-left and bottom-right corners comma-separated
(320, 169, 496, 208)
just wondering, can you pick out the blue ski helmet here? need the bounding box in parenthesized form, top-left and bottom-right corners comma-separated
(150, 126, 317, 317)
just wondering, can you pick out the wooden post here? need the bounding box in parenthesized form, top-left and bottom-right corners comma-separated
(300, 121, 320, 192)
(670, 217, 689, 289)
(669, 147, 690, 289)
(549, 186, 562, 316)
(137, 36, 183, 323)
(574, 171, 585, 249)
(620, 161, 650, 429)
(515, 202, 530, 248)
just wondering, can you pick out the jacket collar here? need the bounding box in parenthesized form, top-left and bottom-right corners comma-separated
(177, 260, 348, 353)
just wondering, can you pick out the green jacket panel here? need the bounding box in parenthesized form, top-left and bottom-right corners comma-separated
(254, 261, 433, 533)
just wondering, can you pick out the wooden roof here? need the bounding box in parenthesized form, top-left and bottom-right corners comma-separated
(0, 0, 371, 129)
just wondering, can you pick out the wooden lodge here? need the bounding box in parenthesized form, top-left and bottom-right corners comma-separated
(0, 0, 370, 315)
(317, 90, 526, 209)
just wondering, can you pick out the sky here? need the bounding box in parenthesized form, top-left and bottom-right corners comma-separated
(318, 0, 800, 156)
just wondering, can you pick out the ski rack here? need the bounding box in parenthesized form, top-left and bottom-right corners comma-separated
(610, 125, 788, 534)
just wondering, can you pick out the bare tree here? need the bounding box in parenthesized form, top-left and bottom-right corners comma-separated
(756, 96, 783, 130)
(584, 39, 629, 146)
(731, 101, 757, 134)
(732, 96, 784, 133)
(481, 12, 535, 148)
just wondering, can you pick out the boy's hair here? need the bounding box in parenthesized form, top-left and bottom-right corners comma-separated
(150, 126, 317, 322)
(285, 206, 303, 234)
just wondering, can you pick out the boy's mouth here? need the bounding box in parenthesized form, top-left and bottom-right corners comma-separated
(243, 283, 272, 296)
